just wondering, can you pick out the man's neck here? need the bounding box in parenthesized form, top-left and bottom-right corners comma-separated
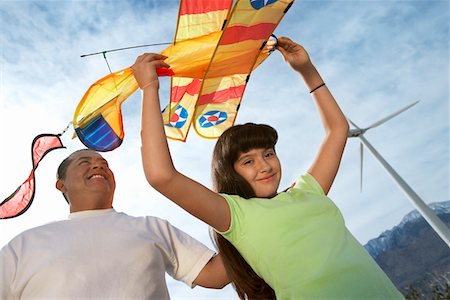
(70, 205, 113, 213)
(69, 196, 113, 213)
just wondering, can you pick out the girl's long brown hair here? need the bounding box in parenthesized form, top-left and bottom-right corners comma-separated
(211, 123, 278, 299)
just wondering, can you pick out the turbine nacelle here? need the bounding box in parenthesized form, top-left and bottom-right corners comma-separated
(348, 128, 366, 138)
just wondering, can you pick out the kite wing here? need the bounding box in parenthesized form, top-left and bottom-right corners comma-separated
(162, 0, 233, 140)
(193, 0, 293, 139)
(0, 134, 65, 219)
(162, 0, 294, 141)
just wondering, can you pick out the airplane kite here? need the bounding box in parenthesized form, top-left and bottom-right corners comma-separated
(74, 0, 294, 151)
(1, 0, 294, 219)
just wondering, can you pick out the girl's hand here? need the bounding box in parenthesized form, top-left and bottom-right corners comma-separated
(131, 53, 170, 89)
(272, 37, 312, 73)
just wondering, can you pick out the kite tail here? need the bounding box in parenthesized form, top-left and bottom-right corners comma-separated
(0, 133, 65, 219)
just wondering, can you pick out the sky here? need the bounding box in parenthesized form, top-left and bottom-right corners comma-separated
(0, 0, 448, 299)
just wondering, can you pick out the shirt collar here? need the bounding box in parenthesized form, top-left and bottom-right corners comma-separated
(69, 208, 115, 219)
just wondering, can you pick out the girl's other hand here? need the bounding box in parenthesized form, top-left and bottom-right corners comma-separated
(275, 37, 312, 73)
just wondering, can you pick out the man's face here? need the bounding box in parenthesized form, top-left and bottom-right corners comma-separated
(57, 150, 115, 209)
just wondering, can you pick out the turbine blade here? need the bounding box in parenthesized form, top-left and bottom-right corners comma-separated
(365, 100, 420, 130)
(360, 142, 363, 192)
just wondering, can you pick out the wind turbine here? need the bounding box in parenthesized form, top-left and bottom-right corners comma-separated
(347, 101, 450, 248)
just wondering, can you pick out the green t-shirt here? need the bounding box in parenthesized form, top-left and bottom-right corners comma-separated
(220, 173, 404, 299)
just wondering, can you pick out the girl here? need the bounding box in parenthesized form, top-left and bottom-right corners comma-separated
(133, 37, 404, 299)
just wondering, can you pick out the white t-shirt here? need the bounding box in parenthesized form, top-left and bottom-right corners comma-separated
(0, 209, 215, 299)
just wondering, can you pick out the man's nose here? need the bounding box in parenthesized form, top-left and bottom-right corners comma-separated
(91, 162, 104, 169)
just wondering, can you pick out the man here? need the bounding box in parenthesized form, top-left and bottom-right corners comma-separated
(0, 149, 229, 299)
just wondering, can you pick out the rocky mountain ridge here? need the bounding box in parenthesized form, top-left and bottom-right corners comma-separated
(363, 201, 450, 298)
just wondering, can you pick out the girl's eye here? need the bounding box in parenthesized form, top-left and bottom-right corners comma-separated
(79, 161, 89, 165)
(243, 160, 252, 165)
(265, 152, 275, 157)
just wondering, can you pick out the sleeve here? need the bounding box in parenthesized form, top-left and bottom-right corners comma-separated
(292, 173, 326, 196)
(0, 243, 17, 299)
(215, 193, 245, 243)
(153, 218, 215, 288)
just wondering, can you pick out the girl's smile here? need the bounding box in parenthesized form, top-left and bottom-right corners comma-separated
(257, 174, 276, 182)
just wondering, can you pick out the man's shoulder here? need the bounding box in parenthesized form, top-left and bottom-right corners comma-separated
(22, 218, 69, 234)
(114, 210, 160, 222)
(113, 211, 176, 231)
(3, 219, 69, 249)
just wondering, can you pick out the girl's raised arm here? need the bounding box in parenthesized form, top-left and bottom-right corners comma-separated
(133, 53, 230, 232)
(276, 37, 349, 194)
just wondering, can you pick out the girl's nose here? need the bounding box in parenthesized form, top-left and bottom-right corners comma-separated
(259, 159, 272, 173)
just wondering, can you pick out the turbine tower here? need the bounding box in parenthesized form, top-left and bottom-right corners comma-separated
(348, 101, 450, 247)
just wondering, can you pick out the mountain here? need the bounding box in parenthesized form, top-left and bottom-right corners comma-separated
(364, 201, 450, 298)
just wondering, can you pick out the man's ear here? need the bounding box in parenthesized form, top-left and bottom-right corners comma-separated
(56, 179, 65, 192)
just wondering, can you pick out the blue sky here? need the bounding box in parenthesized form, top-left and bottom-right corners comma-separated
(1, 0, 449, 298)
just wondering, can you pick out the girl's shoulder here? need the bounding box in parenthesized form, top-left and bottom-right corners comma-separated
(290, 173, 326, 196)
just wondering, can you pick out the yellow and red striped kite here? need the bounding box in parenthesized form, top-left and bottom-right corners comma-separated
(73, 0, 294, 151)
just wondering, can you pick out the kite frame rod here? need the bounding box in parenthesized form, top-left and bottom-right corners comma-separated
(80, 42, 172, 58)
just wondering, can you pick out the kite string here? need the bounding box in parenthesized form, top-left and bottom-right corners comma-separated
(58, 122, 72, 137)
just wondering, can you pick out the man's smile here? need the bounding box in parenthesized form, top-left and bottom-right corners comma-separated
(88, 174, 106, 180)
